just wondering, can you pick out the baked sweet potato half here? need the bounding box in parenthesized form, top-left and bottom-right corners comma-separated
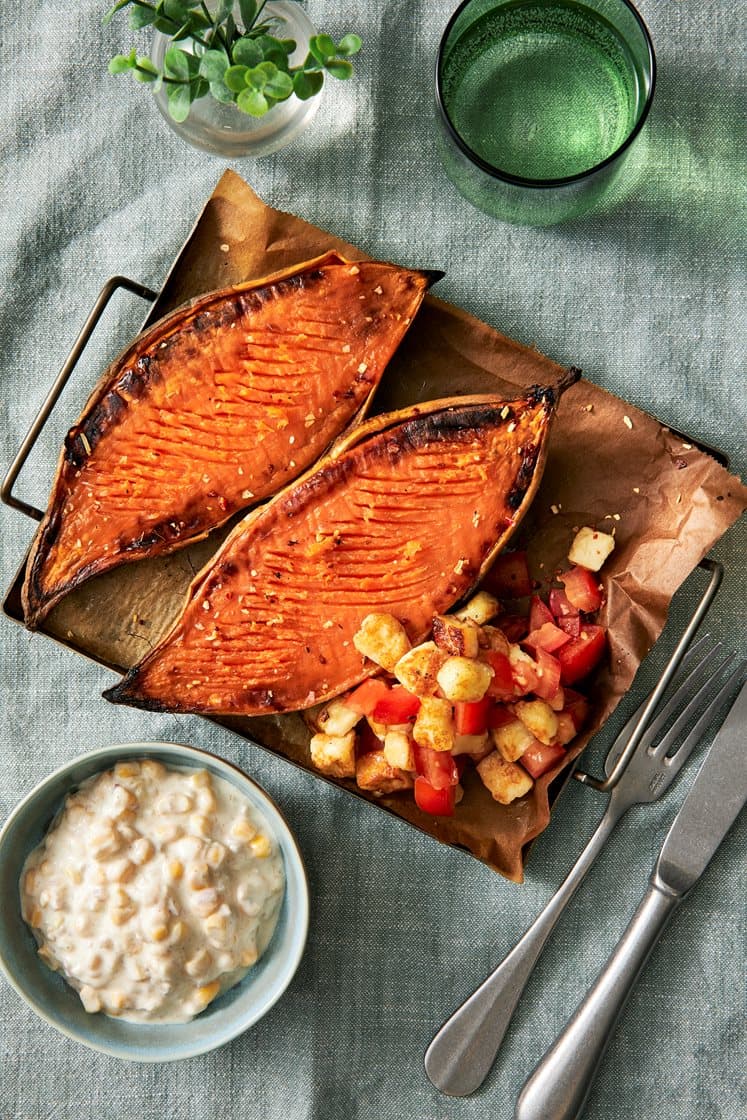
(105, 379, 577, 715)
(23, 252, 434, 628)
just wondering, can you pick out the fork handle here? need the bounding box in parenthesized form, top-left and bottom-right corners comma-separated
(425, 802, 624, 1097)
(515, 881, 680, 1120)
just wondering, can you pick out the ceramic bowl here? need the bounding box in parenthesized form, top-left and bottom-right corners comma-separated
(0, 741, 309, 1061)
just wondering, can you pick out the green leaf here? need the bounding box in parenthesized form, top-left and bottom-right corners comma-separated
(264, 69, 293, 100)
(198, 48, 229, 81)
(278, 38, 296, 55)
(133, 55, 160, 82)
(192, 76, 209, 99)
(172, 20, 193, 40)
(163, 0, 190, 22)
(232, 36, 263, 67)
(237, 87, 268, 116)
(209, 77, 235, 104)
(246, 60, 277, 90)
(293, 69, 323, 100)
(325, 58, 353, 80)
(224, 64, 249, 91)
(129, 4, 157, 29)
(309, 34, 336, 65)
(108, 53, 135, 74)
(237, 0, 258, 30)
(336, 34, 362, 57)
(167, 82, 192, 122)
(154, 16, 177, 32)
(164, 45, 192, 80)
(102, 0, 132, 26)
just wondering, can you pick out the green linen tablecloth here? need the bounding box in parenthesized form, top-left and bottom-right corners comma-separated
(1, 2, 745, 1117)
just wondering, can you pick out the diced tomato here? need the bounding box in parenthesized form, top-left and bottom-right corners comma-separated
(533, 646, 562, 700)
(556, 613, 581, 638)
(345, 678, 390, 716)
(557, 625, 607, 685)
(412, 743, 459, 789)
(549, 588, 579, 620)
(487, 703, 515, 729)
(523, 622, 571, 653)
(510, 651, 541, 694)
(520, 740, 567, 779)
(372, 686, 421, 724)
(356, 721, 383, 757)
(484, 650, 516, 699)
(560, 566, 604, 613)
(454, 696, 492, 735)
(529, 594, 554, 631)
(414, 777, 455, 816)
(563, 688, 590, 730)
(498, 614, 530, 642)
(483, 551, 532, 598)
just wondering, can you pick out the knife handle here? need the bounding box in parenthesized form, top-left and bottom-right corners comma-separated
(515, 879, 680, 1120)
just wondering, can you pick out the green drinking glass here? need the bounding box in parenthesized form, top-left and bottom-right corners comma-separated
(435, 0, 656, 226)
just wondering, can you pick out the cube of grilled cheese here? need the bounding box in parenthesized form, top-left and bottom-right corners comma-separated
(383, 730, 416, 771)
(452, 731, 491, 761)
(514, 699, 559, 746)
(479, 625, 511, 655)
(555, 711, 577, 745)
(436, 656, 493, 702)
(309, 732, 357, 778)
(356, 749, 414, 794)
(432, 614, 481, 658)
(316, 697, 362, 737)
(477, 752, 534, 804)
(568, 527, 615, 572)
(454, 591, 500, 626)
(352, 613, 411, 671)
(413, 696, 455, 752)
(490, 720, 535, 762)
(393, 641, 447, 696)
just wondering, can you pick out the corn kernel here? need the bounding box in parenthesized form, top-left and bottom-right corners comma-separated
(205, 842, 226, 868)
(168, 859, 184, 881)
(250, 833, 271, 859)
(114, 761, 140, 780)
(194, 980, 221, 1008)
(130, 837, 154, 865)
(148, 924, 169, 943)
(230, 818, 257, 844)
(240, 947, 258, 968)
(188, 769, 212, 789)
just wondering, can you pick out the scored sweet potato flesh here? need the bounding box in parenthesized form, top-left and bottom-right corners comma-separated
(105, 389, 564, 716)
(22, 252, 432, 628)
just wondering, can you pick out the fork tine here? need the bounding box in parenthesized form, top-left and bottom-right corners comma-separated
(656, 660, 746, 773)
(606, 636, 718, 757)
(635, 642, 726, 751)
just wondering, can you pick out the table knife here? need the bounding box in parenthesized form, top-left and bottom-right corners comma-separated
(515, 677, 747, 1120)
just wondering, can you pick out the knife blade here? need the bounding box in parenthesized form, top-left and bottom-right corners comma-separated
(655, 677, 747, 897)
(515, 676, 747, 1120)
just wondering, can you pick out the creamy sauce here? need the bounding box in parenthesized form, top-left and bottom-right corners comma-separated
(20, 759, 284, 1024)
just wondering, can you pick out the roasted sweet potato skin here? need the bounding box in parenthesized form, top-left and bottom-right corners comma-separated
(105, 387, 567, 716)
(23, 252, 433, 628)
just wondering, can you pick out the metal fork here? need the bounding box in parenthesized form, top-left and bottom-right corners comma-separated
(424, 637, 740, 1097)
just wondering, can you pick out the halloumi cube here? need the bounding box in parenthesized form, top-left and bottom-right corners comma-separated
(383, 730, 415, 771)
(436, 656, 493, 702)
(316, 697, 362, 737)
(490, 719, 535, 762)
(353, 613, 411, 671)
(393, 641, 447, 696)
(432, 614, 481, 658)
(356, 749, 414, 794)
(452, 732, 491, 761)
(568, 527, 615, 572)
(514, 699, 559, 746)
(413, 696, 455, 752)
(309, 732, 357, 778)
(455, 591, 500, 626)
(477, 752, 534, 804)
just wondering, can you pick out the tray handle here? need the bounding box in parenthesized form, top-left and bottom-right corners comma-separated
(573, 556, 724, 793)
(1, 276, 157, 521)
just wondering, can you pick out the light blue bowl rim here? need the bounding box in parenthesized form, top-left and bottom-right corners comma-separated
(0, 740, 310, 1062)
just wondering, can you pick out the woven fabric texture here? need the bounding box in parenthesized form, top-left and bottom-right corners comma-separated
(1, 2, 745, 1118)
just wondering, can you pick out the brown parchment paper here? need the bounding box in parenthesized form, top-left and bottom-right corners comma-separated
(40, 169, 747, 881)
